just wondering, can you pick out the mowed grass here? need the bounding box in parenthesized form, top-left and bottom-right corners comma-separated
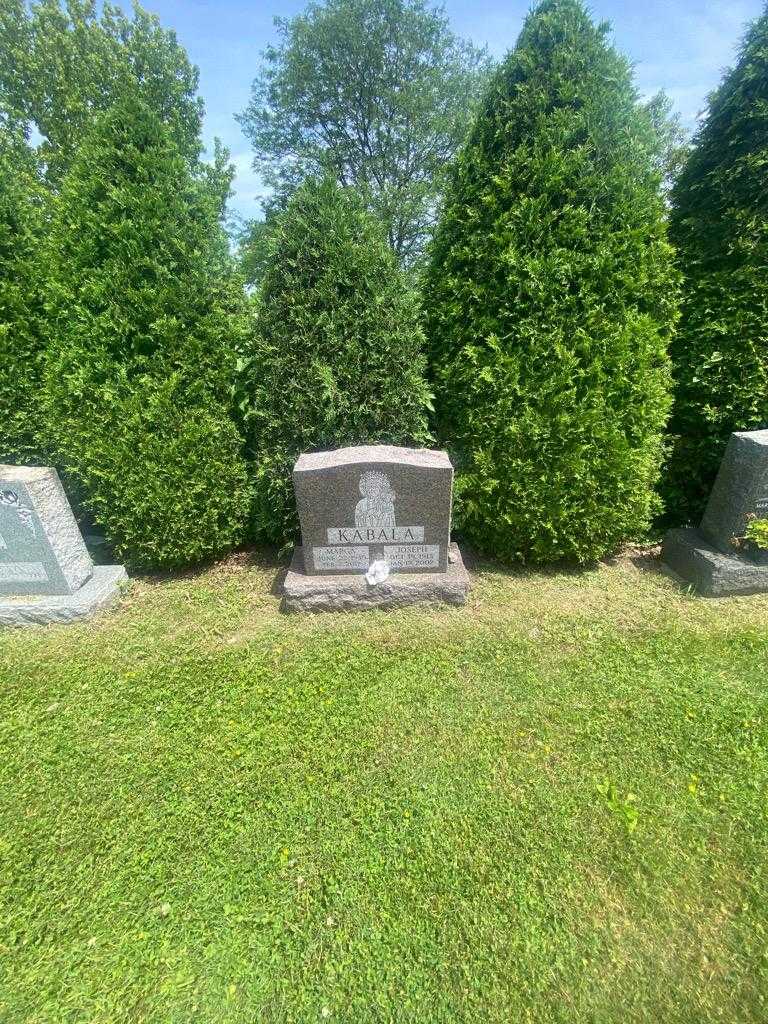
(1, 549, 767, 1023)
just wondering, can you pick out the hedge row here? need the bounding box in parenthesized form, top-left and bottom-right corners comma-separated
(2, 0, 766, 569)
(0, 116, 46, 466)
(1, 94, 432, 567)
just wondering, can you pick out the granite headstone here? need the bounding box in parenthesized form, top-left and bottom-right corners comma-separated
(282, 445, 469, 611)
(293, 445, 453, 575)
(700, 430, 768, 555)
(0, 465, 127, 625)
(662, 430, 768, 596)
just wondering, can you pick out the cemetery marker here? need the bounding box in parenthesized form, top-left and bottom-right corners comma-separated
(281, 445, 469, 612)
(662, 429, 768, 596)
(0, 465, 127, 626)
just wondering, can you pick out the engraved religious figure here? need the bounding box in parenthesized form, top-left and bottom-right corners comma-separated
(354, 471, 396, 529)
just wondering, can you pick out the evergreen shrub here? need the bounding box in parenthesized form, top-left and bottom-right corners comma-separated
(0, 116, 46, 463)
(42, 95, 250, 568)
(423, 0, 679, 565)
(55, 375, 250, 570)
(247, 177, 431, 544)
(663, 5, 768, 523)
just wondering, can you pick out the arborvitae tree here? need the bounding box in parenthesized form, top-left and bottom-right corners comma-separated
(663, 5, 768, 524)
(423, 0, 678, 565)
(0, 0, 233, 472)
(0, 114, 46, 463)
(247, 176, 431, 544)
(42, 95, 251, 569)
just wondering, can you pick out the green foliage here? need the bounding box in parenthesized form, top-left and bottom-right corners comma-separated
(42, 95, 250, 568)
(663, 6, 768, 524)
(0, 0, 234, 476)
(3, 555, 768, 1022)
(237, 0, 491, 264)
(746, 518, 768, 550)
(236, 215, 278, 290)
(0, 0, 207, 187)
(424, 0, 678, 565)
(596, 779, 639, 835)
(247, 177, 432, 544)
(642, 90, 690, 194)
(0, 114, 47, 464)
(54, 376, 250, 570)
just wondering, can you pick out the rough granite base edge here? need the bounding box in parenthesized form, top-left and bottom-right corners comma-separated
(0, 565, 128, 626)
(33, 468, 94, 592)
(281, 542, 470, 613)
(662, 528, 768, 597)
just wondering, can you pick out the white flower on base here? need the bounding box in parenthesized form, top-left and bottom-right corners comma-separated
(365, 559, 390, 585)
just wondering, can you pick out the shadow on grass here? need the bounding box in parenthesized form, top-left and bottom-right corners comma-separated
(457, 537, 602, 584)
(131, 543, 287, 587)
(458, 536, 697, 600)
(628, 548, 703, 599)
(126, 536, 690, 605)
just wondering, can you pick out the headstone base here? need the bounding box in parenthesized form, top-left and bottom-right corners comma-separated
(281, 542, 470, 613)
(0, 565, 128, 627)
(662, 528, 768, 597)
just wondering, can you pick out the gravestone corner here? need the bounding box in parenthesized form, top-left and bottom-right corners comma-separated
(0, 464, 127, 627)
(661, 430, 768, 597)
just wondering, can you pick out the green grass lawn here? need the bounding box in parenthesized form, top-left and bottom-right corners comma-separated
(1, 548, 767, 1023)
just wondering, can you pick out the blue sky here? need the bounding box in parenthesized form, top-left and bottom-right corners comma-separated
(139, 0, 765, 220)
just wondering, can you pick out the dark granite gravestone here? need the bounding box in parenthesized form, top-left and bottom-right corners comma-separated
(662, 430, 768, 596)
(699, 430, 768, 556)
(293, 445, 453, 575)
(0, 465, 127, 626)
(281, 445, 469, 612)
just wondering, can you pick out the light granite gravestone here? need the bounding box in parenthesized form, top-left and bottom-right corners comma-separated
(662, 430, 768, 596)
(0, 465, 127, 626)
(281, 445, 470, 612)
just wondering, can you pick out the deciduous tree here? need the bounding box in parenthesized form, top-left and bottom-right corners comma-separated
(0, 0, 222, 194)
(237, 0, 490, 264)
